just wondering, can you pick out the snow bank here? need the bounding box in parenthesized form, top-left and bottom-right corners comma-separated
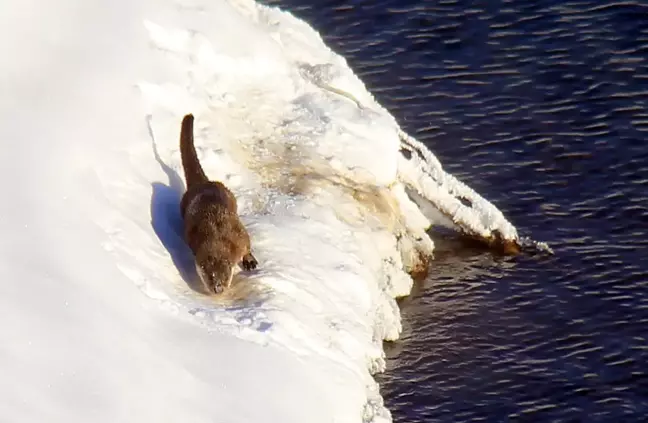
(0, 0, 524, 422)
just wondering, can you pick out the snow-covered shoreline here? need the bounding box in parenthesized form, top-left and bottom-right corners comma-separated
(0, 0, 522, 421)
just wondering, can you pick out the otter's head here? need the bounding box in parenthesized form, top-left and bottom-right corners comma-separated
(195, 254, 233, 294)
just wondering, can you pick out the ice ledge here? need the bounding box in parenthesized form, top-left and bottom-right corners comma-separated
(98, 1, 551, 422)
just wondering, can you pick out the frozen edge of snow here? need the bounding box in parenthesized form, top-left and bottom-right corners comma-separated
(253, 1, 523, 246)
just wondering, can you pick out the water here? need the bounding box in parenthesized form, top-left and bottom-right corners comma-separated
(263, 0, 648, 421)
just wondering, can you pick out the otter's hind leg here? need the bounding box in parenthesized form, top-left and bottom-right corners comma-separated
(241, 253, 258, 271)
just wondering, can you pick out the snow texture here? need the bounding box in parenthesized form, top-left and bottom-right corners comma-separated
(0, 0, 523, 422)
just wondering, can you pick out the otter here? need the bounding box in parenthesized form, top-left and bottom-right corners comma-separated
(179, 113, 257, 294)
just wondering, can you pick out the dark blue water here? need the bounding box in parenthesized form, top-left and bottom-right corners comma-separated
(264, 1, 648, 421)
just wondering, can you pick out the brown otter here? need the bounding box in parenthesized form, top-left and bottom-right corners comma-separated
(179, 113, 257, 294)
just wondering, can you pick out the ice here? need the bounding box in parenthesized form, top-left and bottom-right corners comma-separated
(0, 0, 526, 422)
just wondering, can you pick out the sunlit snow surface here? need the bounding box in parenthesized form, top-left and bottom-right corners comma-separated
(94, 0, 524, 419)
(0, 0, 529, 421)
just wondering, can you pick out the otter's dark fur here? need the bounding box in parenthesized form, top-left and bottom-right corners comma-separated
(179, 114, 257, 294)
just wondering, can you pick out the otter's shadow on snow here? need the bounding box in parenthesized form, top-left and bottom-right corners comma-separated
(146, 116, 204, 294)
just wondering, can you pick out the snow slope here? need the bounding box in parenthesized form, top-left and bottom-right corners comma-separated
(0, 0, 525, 422)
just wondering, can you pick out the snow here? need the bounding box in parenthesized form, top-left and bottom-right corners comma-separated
(0, 0, 525, 422)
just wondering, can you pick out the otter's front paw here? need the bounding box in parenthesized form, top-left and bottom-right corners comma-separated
(241, 253, 258, 271)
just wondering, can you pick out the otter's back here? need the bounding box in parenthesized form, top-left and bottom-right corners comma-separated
(181, 182, 250, 260)
(180, 181, 238, 219)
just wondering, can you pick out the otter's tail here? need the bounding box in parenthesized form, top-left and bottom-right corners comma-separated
(180, 114, 208, 188)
